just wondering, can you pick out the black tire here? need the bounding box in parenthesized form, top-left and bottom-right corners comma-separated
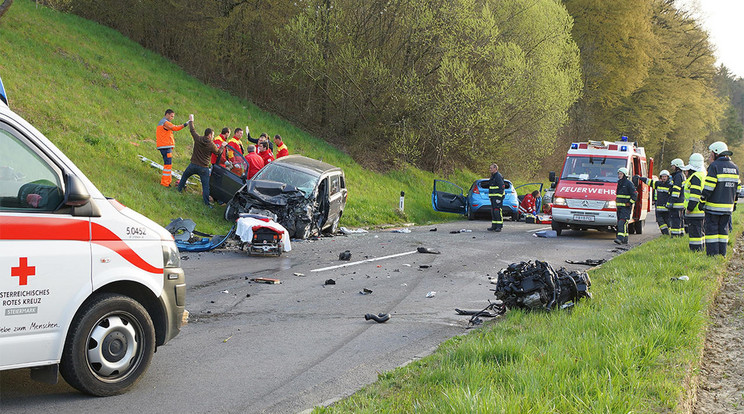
(467, 206, 475, 220)
(224, 203, 235, 221)
(635, 219, 644, 234)
(551, 221, 563, 236)
(628, 222, 636, 234)
(60, 294, 155, 396)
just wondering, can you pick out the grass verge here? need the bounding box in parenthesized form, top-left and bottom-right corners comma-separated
(315, 211, 743, 413)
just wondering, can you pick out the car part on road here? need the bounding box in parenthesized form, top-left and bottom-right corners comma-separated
(339, 250, 351, 260)
(565, 259, 606, 266)
(166, 218, 235, 252)
(359, 288, 373, 295)
(426, 291, 436, 298)
(456, 301, 507, 327)
(534, 230, 558, 238)
(364, 313, 390, 323)
(251, 278, 281, 284)
(324, 279, 336, 285)
(492, 261, 592, 311)
(417, 247, 441, 254)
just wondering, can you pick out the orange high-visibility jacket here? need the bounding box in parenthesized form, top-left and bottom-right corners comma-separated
(156, 117, 185, 149)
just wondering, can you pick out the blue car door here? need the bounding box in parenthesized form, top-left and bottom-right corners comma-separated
(432, 179, 466, 214)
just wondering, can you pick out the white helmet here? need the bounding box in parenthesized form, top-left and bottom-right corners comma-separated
(617, 167, 629, 176)
(659, 169, 670, 177)
(689, 153, 705, 171)
(709, 141, 733, 156)
(671, 158, 685, 169)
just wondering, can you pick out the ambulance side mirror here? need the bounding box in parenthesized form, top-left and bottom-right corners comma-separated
(64, 174, 90, 207)
(548, 171, 556, 183)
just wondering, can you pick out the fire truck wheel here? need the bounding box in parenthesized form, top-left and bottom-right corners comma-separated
(551, 221, 563, 236)
(61, 294, 155, 396)
(635, 219, 644, 234)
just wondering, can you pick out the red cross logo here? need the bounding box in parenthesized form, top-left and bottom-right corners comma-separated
(11, 257, 36, 286)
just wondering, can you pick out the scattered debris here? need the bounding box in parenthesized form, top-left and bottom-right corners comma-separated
(246, 294, 251, 298)
(391, 228, 411, 233)
(565, 259, 606, 266)
(223, 335, 232, 343)
(430, 228, 437, 232)
(324, 279, 336, 285)
(166, 218, 235, 252)
(456, 301, 507, 327)
(364, 313, 390, 323)
(426, 291, 436, 298)
(417, 247, 441, 254)
(251, 277, 281, 284)
(340, 227, 368, 235)
(419, 264, 431, 269)
(359, 288, 373, 295)
(450, 229, 472, 234)
(293, 272, 305, 277)
(493, 261, 591, 311)
(533, 230, 558, 238)
(221, 290, 229, 294)
(180, 255, 190, 261)
(339, 250, 352, 261)
(672, 275, 690, 281)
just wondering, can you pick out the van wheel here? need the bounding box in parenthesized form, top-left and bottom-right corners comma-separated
(60, 294, 155, 396)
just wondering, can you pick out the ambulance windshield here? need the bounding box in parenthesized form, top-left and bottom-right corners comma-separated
(560, 156, 626, 183)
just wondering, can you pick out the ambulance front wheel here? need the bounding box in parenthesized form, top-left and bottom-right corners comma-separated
(61, 293, 156, 396)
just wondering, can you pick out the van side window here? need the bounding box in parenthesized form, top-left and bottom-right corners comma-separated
(0, 127, 63, 211)
(330, 175, 340, 195)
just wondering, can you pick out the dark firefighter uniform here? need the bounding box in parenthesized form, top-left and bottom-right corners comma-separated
(641, 176, 672, 235)
(668, 169, 686, 237)
(615, 174, 637, 244)
(488, 171, 505, 231)
(702, 156, 740, 256)
(684, 169, 706, 252)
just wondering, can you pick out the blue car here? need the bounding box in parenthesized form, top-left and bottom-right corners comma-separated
(432, 179, 543, 220)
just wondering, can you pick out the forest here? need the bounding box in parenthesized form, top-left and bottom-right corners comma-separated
(42, 0, 744, 176)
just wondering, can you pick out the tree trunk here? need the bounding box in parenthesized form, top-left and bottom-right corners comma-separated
(0, 0, 13, 20)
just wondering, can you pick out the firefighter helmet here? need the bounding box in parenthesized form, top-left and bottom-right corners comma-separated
(689, 153, 705, 171)
(659, 169, 670, 177)
(617, 167, 629, 177)
(671, 158, 685, 169)
(709, 141, 733, 156)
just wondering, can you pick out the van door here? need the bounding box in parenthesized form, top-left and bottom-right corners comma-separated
(326, 173, 345, 225)
(0, 121, 92, 368)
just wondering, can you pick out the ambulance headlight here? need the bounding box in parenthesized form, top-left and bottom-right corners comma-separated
(553, 197, 567, 206)
(605, 200, 616, 209)
(162, 242, 181, 268)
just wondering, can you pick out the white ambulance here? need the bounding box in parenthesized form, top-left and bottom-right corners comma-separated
(0, 77, 185, 396)
(549, 139, 653, 235)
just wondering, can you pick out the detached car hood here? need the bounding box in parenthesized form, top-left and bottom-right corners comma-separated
(226, 179, 320, 239)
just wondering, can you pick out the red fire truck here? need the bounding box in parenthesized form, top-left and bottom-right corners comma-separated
(549, 139, 653, 236)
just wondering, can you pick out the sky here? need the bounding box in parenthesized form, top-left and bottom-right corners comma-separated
(676, 0, 744, 79)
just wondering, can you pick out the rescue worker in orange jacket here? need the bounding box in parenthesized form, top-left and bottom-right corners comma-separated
(274, 134, 289, 159)
(228, 128, 245, 155)
(212, 128, 230, 165)
(518, 190, 540, 223)
(155, 109, 188, 187)
(245, 145, 265, 179)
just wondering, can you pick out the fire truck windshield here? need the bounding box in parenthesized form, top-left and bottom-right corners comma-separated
(560, 156, 627, 183)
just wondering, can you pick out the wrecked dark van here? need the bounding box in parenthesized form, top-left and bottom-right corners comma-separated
(224, 155, 347, 239)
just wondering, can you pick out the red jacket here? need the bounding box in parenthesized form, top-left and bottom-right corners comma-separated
(228, 136, 244, 155)
(211, 134, 228, 164)
(259, 149, 274, 165)
(519, 193, 537, 214)
(275, 142, 289, 158)
(245, 151, 265, 179)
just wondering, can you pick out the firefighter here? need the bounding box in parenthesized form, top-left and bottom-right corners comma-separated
(667, 158, 686, 237)
(487, 163, 505, 232)
(155, 109, 188, 187)
(684, 153, 706, 252)
(638, 170, 672, 235)
(702, 141, 741, 256)
(614, 167, 637, 244)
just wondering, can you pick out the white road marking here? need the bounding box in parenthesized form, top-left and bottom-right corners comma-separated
(311, 250, 419, 272)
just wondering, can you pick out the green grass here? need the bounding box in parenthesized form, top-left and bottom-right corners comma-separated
(0, 0, 498, 233)
(316, 212, 743, 413)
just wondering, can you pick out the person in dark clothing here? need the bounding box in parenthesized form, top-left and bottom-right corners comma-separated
(667, 158, 686, 237)
(638, 169, 672, 235)
(177, 115, 224, 207)
(487, 163, 505, 232)
(702, 141, 741, 256)
(614, 167, 637, 245)
(685, 153, 706, 252)
(245, 127, 274, 152)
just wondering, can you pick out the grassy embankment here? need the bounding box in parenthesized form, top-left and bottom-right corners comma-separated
(317, 212, 744, 413)
(0, 0, 494, 234)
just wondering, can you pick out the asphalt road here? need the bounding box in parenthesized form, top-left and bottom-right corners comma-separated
(0, 214, 658, 413)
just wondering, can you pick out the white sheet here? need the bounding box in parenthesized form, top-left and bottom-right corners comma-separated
(235, 217, 292, 252)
